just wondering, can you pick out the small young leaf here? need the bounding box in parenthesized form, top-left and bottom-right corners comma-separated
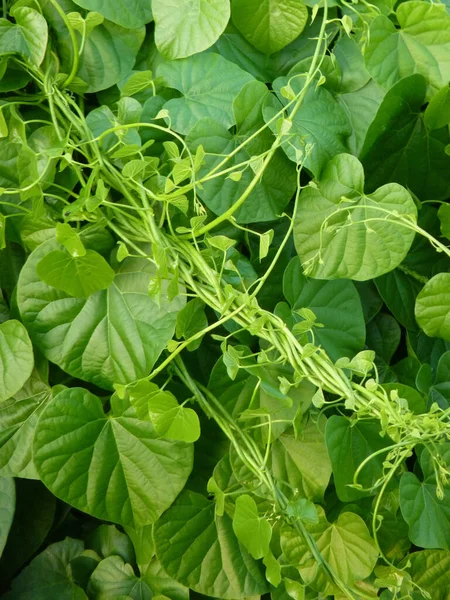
(55, 223, 86, 257)
(148, 390, 201, 443)
(232, 494, 272, 560)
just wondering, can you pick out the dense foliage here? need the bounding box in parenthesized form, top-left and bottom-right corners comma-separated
(0, 0, 450, 598)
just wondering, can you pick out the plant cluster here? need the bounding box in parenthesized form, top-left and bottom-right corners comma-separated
(0, 0, 450, 598)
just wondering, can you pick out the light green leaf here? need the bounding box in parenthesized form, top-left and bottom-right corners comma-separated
(158, 53, 254, 134)
(153, 0, 230, 59)
(407, 550, 450, 600)
(124, 525, 154, 575)
(269, 414, 331, 502)
(438, 204, 450, 240)
(325, 416, 391, 502)
(365, 1, 450, 99)
(17, 239, 183, 389)
(294, 153, 417, 280)
(281, 509, 378, 595)
(36, 249, 115, 298)
(0, 320, 34, 403)
(154, 490, 269, 598)
(425, 85, 450, 130)
(4, 538, 87, 600)
(0, 369, 51, 478)
(0, 8, 48, 66)
(148, 390, 201, 443)
(232, 494, 272, 560)
(88, 555, 152, 599)
(0, 477, 14, 557)
(55, 223, 86, 257)
(264, 79, 351, 176)
(231, 0, 308, 55)
(282, 257, 365, 361)
(415, 273, 450, 341)
(33, 388, 193, 527)
(121, 71, 154, 97)
(72, 0, 153, 28)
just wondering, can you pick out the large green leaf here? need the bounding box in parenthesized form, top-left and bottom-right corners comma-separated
(264, 80, 351, 177)
(0, 369, 51, 478)
(88, 556, 152, 599)
(232, 494, 272, 560)
(143, 558, 190, 600)
(415, 273, 450, 341)
(360, 75, 450, 200)
(0, 477, 14, 557)
(365, 1, 450, 99)
(4, 537, 87, 600)
(153, 0, 230, 59)
(231, 0, 308, 55)
(33, 388, 193, 527)
(17, 239, 182, 390)
(0, 320, 34, 403)
(158, 53, 254, 134)
(153, 490, 269, 598)
(325, 416, 391, 502)
(282, 257, 365, 361)
(293, 153, 417, 280)
(0, 8, 48, 66)
(72, 0, 153, 28)
(186, 80, 296, 223)
(281, 508, 378, 595)
(407, 550, 450, 600)
(269, 415, 331, 502)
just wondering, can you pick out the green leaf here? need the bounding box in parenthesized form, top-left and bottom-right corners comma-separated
(36, 249, 115, 298)
(438, 204, 450, 240)
(0, 477, 14, 557)
(375, 269, 422, 330)
(88, 555, 152, 599)
(148, 390, 201, 443)
(0, 8, 48, 66)
(153, 490, 269, 598)
(232, 494, 272, 560)
(4, 537, 87, 600)
(366, 313, 401, 364)
(121, 71, 154, 97)
(281, 508, 378, 595)
(33, 388, 193, 527)
(176, 298, 208, 350)
(415, 273, 450, 341)
(158, 53, 254, 134)
(0, 480, 56, 581)
(86, 525, 135, 564)
(361, 75, 450, 200)
(17, 239, 183, 389)
(231, 0, 308, 55)
(282, 257, 366, 361)
(144, 558, 190, 600)
(55, 223, 86, 257)
(153, 0, 230, 60)
(407, 550, 450, 600)
(293, 153, 417, 280)
(72, 0, 153, 28)
(400, 472, 450, 550)
(186, 80, 296, 223)
(0, 320, 34, 403)
(43, 3, 145, 93)
(269, 414, 331, 502)
(264, 81, 351, 176)
(365, 2, 450, 99)
(325, 416, 391, 502)
(0, 369, 51, 478)
(124, 525, 154, 575)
